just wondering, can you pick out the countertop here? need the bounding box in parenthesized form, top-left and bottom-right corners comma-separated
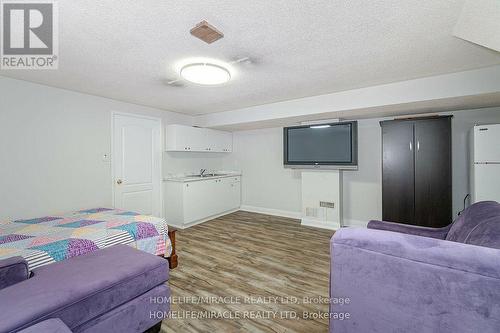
(164, 173, 241, 183)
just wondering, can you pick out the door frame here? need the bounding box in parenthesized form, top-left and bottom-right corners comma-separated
(110, 111, 164, 217)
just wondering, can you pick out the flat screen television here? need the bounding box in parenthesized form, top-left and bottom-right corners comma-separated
(283, 121, 358, 169)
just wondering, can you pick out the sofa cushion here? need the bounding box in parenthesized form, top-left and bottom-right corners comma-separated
(0, 245, 169, 332)
(446, 201, 500, 249)
(18, 319, 72, 333)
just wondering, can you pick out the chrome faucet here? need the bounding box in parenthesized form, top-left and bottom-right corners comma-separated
(200, 169, 207, 177)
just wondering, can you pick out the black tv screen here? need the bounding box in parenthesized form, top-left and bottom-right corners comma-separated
(283, 121, 358, 169)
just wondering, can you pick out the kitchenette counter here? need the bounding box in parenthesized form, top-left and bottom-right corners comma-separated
(164, 172, 241, 183)
(164, 172, 242, 228)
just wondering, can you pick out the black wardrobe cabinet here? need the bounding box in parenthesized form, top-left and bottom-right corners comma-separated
(380, 116, 452, 228)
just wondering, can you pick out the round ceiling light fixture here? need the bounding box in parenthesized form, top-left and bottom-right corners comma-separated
(180, 63, 231, 85)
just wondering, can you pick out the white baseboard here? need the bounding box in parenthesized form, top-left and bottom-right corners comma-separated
(343, 219, 369, 228)
(171, 208, 240, 229)
(238, 206, 369, 229)
(239, 205, 301, 219)
(301, 218, 340, 230)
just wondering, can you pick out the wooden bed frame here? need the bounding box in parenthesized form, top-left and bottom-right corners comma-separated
(166, 228, 178, 269)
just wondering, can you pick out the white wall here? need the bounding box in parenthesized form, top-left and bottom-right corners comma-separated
(0, 77, 193, 220)
(226, 107, 500, 226)
(342, 119, 382, 225)
(224, 128, 302, 215)
(163, 151, 230, 176)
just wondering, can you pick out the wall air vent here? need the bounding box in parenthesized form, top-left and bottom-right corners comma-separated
(320, 201, 335, 209)
(190, 20, 224, 44)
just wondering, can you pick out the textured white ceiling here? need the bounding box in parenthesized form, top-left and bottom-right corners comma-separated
(1, 0, 499, 115)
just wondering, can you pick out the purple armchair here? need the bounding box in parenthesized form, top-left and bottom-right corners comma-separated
(0, 245, 170, 333)
(330, 201, 500, 333)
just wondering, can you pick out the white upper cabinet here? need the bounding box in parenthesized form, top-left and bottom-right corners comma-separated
(166, 125, 233, 152)
(166, 125, 204, 151)
(209, 128, 233, 153)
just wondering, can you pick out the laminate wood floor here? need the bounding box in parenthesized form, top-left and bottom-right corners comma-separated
(162, 211, 335, 333)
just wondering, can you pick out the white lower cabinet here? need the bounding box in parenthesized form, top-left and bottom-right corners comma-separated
(165, 176, 241, 228)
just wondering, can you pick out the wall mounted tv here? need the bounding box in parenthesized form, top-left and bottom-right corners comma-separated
(283, 121, 358, 170)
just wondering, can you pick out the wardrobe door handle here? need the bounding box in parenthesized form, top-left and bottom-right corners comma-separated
(409, 142, 413, 151)
(417, 141, 420, 151)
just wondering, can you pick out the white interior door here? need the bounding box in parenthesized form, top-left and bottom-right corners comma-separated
(113, 113, 162, 216)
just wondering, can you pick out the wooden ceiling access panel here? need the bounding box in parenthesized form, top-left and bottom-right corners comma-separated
(190, 20, 224, 44)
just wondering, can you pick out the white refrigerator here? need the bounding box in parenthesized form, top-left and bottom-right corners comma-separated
(471, 124, 500, 203)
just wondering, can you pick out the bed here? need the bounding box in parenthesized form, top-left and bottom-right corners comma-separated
(0, 208, 176, 270)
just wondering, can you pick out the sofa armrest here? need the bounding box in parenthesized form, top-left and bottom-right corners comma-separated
(330, 228, 500, 332)
(367, 219, 451, 239)
(0, 256, 29, 290)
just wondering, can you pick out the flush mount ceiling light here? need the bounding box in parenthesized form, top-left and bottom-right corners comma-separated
(180, 63, 231, 85)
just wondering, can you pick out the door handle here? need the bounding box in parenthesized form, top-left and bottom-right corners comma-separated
(116, 179, 123, 185)
(417, 141, 420, 151)
(409, 142, 413, 151)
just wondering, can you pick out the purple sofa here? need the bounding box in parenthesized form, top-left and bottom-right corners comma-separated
(0, 245, 170, 333)
(330, 201, 500, 333)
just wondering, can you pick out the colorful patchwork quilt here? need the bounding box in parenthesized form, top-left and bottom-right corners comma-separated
(0, 208, 172, 270)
